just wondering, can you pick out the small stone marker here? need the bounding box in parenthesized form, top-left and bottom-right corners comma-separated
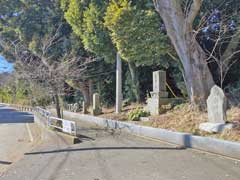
(153, 70, 167, 92)
(146, 70, 169, 115)
(207, 85, 227, 123)
(73, 103, 79, 112)
(93, 93, 99, 110)
(199, 85, 235, 133)
(69, 104, 74, 112)
(139, 117, 150, 122)
(69, 104, 71, 111)
(82, 101, 87, 114)
(92, 93, 102, 115)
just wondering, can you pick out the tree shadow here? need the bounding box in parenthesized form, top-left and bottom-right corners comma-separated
(25, 146, 185, 155)
(0, 107, 34, 124)
(77, 134, 95, 141)
(0, 161, 12, 165)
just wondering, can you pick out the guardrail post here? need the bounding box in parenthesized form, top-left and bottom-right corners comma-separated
(74, 122, 77, 137)
(47, 116, 51, 127)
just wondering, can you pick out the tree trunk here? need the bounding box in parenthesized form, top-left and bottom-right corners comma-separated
(54, 93, 61, 118)
(65, 80, 92, 108)
(183, 41, 215, 108)
(77, 81, 93, 108)
(88, 80, 94, 106)
(219, 29, 240, 87)
(153, 0, 215, 108)
(128, 61, 141, 103)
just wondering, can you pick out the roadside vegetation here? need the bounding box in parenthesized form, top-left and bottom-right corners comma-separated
(0, 0, 240, 141)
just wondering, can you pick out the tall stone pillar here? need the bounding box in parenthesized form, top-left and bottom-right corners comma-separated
(116, 52, 122, 114)
(146, 70, 168, 115)
(91, 93, 102, 115)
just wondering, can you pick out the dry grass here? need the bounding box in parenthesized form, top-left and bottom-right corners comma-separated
(150, 104, 207, 133)
(99, 103, 240, 142)
(141, 104, 240, 142)
(98, 103, 144, 121)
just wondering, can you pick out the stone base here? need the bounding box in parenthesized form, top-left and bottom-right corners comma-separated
(139, 117, 150, 122)
(199, 122, 235, 133)
(146, 98, 183, 116)
(56, 131, 81, 144)
(150, 91, 168, 98)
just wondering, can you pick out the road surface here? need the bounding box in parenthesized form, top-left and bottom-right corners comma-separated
(1, 106, 240, 180)
(0, 105, 41, 174)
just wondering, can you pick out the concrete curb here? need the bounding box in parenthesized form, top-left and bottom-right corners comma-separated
(34, 114, 80, 144)
(63, 110, 240, 160)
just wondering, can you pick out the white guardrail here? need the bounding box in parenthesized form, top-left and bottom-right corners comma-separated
(34, 107, 77, 137)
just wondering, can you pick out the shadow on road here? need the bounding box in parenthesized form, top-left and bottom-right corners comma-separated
(0, 106, 34, 124)
(0, 161, 12, 165)
(25, 146, 185, 155)
(77, 134, 95, 141)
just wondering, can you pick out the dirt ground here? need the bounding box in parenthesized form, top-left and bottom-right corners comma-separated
(97, 103, 240, 142)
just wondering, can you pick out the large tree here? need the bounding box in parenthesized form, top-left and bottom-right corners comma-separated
(199, 1, 240, 88)
(61, 0, 118, 107)
(153, 0, 240, 108)
(0, 0, 94, 117)
(104, 0, 171, 102)
(153, 0, 215, 108)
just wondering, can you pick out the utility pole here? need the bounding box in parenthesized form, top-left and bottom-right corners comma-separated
(116, 53, 122, 114)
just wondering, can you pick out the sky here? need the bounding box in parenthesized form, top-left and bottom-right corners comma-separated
(0, 55, 14, 73)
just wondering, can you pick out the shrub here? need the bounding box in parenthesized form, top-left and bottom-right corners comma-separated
(128, 107, 150, 121)
(225, 80, 240, 106)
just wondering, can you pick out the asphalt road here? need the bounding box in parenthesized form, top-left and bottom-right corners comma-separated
(0, 105, 39, 174)
(1, 106, 240, 180)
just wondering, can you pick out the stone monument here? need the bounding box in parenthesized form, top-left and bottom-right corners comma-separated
(146, 70, 169, 115)
(82, 101, 87, 114)
(91, 93, 102, 115)
(73, 103, 79, 112)
(69, 104, 75, 112)
(199, 85, 235, 133)
(67, 104, 71, 111)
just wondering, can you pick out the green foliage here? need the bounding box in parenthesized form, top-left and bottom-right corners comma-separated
(82, 2, 116, 62)
(123, 68, 137, 102)
(98, 73, 116, 107)
(128, 107, 150, 121)
(61, 0, 184, 103)
(3, 0, 240, 110)
(62, 0, 116, 63)
(167, 59, 187, 97)
(104, 0, 170, 66)
(0, 0, 71, 62)
(225, 80, 240, 106)
(60, 0, 70, 11)
(0, 87, 13, 103)
(73, 90, 84, 103)
(62, 0, 85, 36)
(0, 78, 47, 106)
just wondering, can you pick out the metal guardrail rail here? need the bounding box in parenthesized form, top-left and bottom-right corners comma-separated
(48, 117, 77, 136)
(35, 107, 77, 137)
(35, 107, 51, 118)
(0, 103, 34, 112)
(0, 103, 77, 137)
